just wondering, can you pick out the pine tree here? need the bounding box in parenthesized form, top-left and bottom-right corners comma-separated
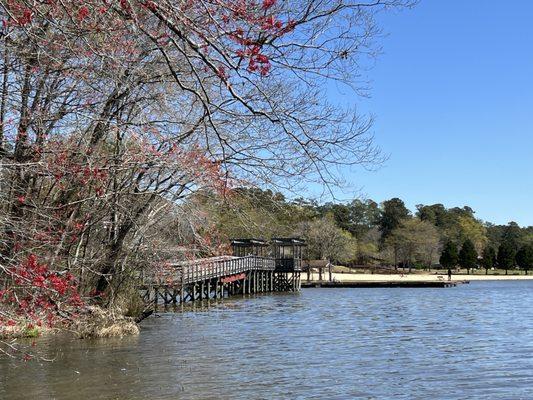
(440, 241, 458, 269)
(497, 241, 516, 275)
(481, 246, 496, 275)
(516, 244, 533, 275)
(458, 239, 478, 274)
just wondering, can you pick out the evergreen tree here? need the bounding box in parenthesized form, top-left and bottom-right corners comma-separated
(378, 198, 411, 243)
(516, 244, 533, 275)
(497, 241, 516, 275)
(501, 222, 524, 248)
(480, 246, 496, 275)
(458, 239, 478, 274)
(440, 241, 458, 269)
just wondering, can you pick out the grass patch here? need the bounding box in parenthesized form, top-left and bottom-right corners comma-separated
(23, 326, 41, 338)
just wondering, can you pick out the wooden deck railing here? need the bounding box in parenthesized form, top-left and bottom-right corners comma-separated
(147, 255, 276, 286)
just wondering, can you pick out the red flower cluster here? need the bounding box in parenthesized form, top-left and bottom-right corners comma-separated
(262, 0, 277, 10)
(0, 254, 84, 328)
(4, 0, 33, 26)
(77, 6, 90, 22)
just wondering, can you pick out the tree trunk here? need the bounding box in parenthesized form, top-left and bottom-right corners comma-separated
(95, 196, 155, 295)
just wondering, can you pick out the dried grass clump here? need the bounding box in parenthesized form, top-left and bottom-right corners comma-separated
(75, 306, 140, 338)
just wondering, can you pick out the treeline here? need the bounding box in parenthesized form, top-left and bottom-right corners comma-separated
(199, 189, 533, 273)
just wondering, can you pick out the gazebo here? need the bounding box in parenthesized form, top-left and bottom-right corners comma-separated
(271, 238, 306, 272)
(230, 238, 269, 257)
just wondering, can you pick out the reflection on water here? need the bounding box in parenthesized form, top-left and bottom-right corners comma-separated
(2, 281, 533, 399)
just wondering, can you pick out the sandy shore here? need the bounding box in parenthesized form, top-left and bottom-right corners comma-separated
(304, 272, 533, 283)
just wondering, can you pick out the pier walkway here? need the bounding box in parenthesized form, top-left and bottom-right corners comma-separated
(140, 238, 305, 306)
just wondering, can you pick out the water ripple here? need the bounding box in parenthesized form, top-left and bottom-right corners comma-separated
(2, 281, 533, 399)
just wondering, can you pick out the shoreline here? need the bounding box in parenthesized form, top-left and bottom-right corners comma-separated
(304, 272, 533, 283)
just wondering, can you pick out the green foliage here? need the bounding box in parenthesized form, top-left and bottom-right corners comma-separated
(497, 241, 516, 272)
(319, 199, 380, 239)
(516, 244, 533, 272)
(458, 239, 478, 271)
(502, 222, 524, 248)
(193, 187, 531, 270)
(416, 203, 451, 227)
(378, 198, 410, 242)
(417, 204, 488, 252)
(485, 222, 533, 250)
(440, 241, 458, 268)
(480, 246, 496, 271)
(23, 326, 40, 338)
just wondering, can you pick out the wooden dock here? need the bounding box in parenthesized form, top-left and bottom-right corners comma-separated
(301, 280, 470, 288)
(140, 255, 302, 307)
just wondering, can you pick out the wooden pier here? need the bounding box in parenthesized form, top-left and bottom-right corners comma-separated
(140, 238, 305, 307)
(301, 280, 470, 289)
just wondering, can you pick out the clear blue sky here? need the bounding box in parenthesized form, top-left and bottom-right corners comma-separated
(329, 0, 533, 227)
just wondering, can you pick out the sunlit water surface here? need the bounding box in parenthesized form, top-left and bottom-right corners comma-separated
(2, 281, 533, 399)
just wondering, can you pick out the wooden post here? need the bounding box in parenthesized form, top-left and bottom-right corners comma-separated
(207, 280, 211, 300)
(192, 283, 197, 302)
(171, 288, 176, 304)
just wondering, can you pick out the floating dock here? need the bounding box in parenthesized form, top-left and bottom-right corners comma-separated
(301, 280, 469, 288)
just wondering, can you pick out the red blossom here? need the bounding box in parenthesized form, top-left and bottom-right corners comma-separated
(262, 0, 277, 10)
(78, 6, 90, 22)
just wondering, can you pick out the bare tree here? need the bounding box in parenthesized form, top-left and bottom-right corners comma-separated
(0, 0, 413, 344)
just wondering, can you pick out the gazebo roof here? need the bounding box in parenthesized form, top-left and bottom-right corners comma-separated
(230, 238, 269, 246)
(271, 237, 306, 246)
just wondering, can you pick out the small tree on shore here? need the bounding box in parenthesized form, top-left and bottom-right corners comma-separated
(516, 245, 533, 275)
(386, 219, 439, 272)
(440, 241, 458, 269)
(458, 239, 478, 275)
(497, 241, 516, 275)
(480, 246, 496, 275)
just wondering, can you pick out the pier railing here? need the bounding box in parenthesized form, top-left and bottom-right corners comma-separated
(147, 255, 276, 286)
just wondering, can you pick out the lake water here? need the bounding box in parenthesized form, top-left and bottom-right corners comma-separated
(2, 281, 533, 399)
